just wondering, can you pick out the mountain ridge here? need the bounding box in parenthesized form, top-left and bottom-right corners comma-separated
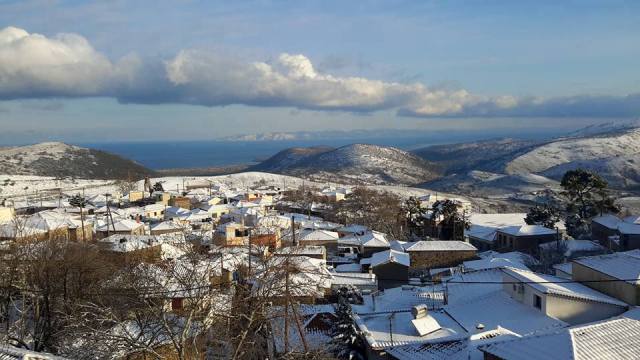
(0, 142, 155, 180)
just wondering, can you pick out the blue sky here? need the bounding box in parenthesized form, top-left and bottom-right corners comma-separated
(0, 0, 638, 143)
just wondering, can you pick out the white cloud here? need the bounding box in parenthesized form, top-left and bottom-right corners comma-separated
(0, 26, 112, 97)
(1, 26, 638, 118)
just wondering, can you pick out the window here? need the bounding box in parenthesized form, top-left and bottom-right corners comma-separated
(534, 294, 542, 310)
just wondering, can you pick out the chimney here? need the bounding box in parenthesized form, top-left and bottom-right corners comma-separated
(412, 304, 428, 319)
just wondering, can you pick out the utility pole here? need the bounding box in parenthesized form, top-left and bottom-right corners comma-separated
(284, 255, 290, 353)
(291, 216, 296, 246)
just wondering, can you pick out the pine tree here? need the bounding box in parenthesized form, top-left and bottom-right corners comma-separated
(560, 169, 619, 239)
(69, 193, 88, 241)
(330, 288, 363, 360)
(525, 203, 561, 229)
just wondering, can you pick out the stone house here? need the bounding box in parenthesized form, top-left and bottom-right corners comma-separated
(406, 240, 477, 270)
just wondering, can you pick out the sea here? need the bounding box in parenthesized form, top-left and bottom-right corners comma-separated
(78, 129, 562, 170)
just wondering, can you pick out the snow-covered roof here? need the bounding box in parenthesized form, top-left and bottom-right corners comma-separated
(480, 318, 640, 360)
(143, 203, 165, 212)
(150, 221, 183, 232)
(498, 225, 557, 237)
(353, 286, 445, 314)
(444, 268, 506, 306)
(553, 262, 573, 276)
(96, 219, 144, 232)
(354, 309, 466, 349)
(503, 267, 628, 307)
(406, 240, 476, 252)
(0, 345, 69, 359)
(592, 214, 640, 234)
(334, 263, 362, 273)
(331, 272, 377, 287)
(463, 251, 532, 272)
(339, 231, 390, 248)
(275, 245, 326, 256)
(466, 213, 527, 242)
(446, 290, 567, 336)
(100, 234, 159, 252)
(592, 214, 622, 229)
(337, 224, 369, 234)
(539, 239, 604, 257)
(618, 221, 640, 235)
(623, 215, 640, 224)
(370, 249, 410, 268)
(298, 229, 339, 241)
(573, 252, 640, 285)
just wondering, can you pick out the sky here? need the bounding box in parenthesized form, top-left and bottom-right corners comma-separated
(0, 0, 639, 143)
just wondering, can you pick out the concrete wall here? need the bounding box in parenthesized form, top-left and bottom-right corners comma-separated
(572, 262, 640, 305)
(545, 293, 625, 325)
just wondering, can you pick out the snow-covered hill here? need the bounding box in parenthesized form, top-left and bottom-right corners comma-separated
(250, 144, 441, 185)
(0, 142, 154, 179)
(418, 126, 640, 194)
(505, 128, 640, 187)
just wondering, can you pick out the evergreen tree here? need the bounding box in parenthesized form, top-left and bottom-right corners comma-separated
(404, 197, 428, 238)
(69, 193, 88, 241)
(330, 288, 363, 360)
(431, 200, 470, 240)
(560, 169, 619, 239)
(525, 203, 561, 229)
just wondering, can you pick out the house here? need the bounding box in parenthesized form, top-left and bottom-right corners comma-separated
(143, 203, 165, 220)
(337, 224, 369, 237)
(572, 251, 640, 305)
(591, 214, 640, 250)
(213, 222, 250, 247)
(353, 306, 467, 359)
(538, 239, 605, 259)
(0, 206, 15, 223)
(338, 231, 391, 257)
(466, 213, 527, 251)
(96, 219, 145, 238)
(406, 241, 477, 271)
(274, 245, 326, 261)
(252, 256, 332, 304)
(502, 267, 628, 325)
(494, 225, 558, 254)
(462, 251, 534, 272)
(369, 249, 410, 289)
(150, 221, 184, 235)
(296, 229, 339, 249)
(479, 317, 640, 360)
(98, 234, 163, 263)
(591, 214, 623, 243)
(268, 304, 337, 356)
(0, 210, 92, 242)
(331, 272, 378, 292)
(169, 196, 192, 210)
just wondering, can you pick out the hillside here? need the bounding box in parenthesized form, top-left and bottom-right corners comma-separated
(250, 144, 441, 185)
(417, 127, 640, 194)
(0, 142, 155, 179)
(413, 138, 543, 174)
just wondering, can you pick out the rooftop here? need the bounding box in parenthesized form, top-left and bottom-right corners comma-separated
(406, 240, 477, 252)
(503, 267, 628, 307)
(573, 252, 640, 285)
(370, 249, 411, 268)
(480, 318, 640, 360)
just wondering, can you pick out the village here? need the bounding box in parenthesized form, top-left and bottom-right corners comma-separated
(0, 169, 638, 360)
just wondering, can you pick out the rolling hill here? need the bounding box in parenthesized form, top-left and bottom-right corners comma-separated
(0, 142, 155, 180)
(250, 143, 441, 185)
